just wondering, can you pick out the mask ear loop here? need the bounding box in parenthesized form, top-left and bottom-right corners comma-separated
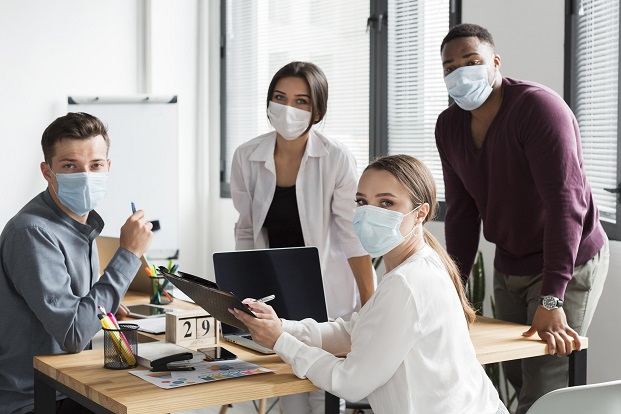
(402, 204, 423, 239)
(47, 165, 60, 197)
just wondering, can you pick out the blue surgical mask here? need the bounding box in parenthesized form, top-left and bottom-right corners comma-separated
(444, 65, 494, 111)
(52, 172, 108, 216)
(353, 204, 421, 258)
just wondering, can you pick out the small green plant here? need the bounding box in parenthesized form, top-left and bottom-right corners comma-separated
(468, 252, 517, 410)
(468, 251, 486, 316)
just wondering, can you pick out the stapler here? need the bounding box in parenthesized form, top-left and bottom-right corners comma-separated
(150, 352, 195, 372)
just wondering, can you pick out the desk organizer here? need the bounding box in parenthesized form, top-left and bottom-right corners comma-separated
(103, 323, 138, 369)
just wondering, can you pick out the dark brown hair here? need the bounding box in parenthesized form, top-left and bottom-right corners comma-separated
(41, 112, 109, 165)
(266, 61, 328, 134)
(365, 154, 476, 325)
(441, 23, 495, 52)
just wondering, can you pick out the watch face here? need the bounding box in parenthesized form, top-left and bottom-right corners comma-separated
(542, 296, 557, 309)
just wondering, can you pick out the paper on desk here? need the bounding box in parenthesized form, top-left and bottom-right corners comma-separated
(131, 318, 166, 334)
(171, 287, 193, 303)
(129, 359, 273, 389)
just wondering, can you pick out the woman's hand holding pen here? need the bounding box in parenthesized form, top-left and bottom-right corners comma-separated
(230, 300, 283, 349)
(120, 205, 154, 259)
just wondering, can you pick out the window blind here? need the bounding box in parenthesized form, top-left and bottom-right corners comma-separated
(573, 0, 619, 223)
(222, 0, 370, 190)
(386, 0, 450, 201)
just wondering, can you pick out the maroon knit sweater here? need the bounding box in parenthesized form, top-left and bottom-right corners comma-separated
(435, 77, 605, 299)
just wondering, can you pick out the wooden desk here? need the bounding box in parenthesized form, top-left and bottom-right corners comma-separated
(34, 297, 588, 414)
(34, 341, 317, 414)
(471, 316, 588, 388)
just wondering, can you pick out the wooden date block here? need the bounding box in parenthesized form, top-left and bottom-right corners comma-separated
(166, 310, 219, 349)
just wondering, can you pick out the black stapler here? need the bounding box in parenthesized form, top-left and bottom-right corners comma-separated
(150, 352, 195, 372)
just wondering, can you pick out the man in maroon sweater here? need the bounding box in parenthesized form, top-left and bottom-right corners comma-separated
(435, 23, 609, 414)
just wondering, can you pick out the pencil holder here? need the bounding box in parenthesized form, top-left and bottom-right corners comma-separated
(149, 276, 173, 305)
(103, 323, 139, 369)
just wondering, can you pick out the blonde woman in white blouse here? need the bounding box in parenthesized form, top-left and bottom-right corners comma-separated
(231, 154, 508, 414)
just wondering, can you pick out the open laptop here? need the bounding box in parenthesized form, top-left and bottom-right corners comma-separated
(213, 247, 328, 354)
(96, 236, 152, 295)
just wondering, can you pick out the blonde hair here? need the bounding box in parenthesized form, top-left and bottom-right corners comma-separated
(365, 154, 476, 325)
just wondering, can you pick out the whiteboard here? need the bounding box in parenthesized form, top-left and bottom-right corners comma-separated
(68, 96, 179, 259)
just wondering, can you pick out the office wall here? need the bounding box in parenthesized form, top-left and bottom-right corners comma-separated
(0, 0, 139, 224)
(0, 0, 205, 274)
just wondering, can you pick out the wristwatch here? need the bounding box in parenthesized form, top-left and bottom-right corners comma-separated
(540, 295, 564, 310)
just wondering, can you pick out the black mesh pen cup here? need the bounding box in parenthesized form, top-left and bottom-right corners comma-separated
(103, 323, 139, 369)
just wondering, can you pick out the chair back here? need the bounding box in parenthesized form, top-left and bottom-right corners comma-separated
(526, 380, 621, 414)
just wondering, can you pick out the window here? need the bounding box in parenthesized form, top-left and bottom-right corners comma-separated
(220, 1, 454, 202)
(386, 0, 450, 201)
(220, 0, 370, 196)
(567, 0, 620, 238)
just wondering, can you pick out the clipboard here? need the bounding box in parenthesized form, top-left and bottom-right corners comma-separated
(158, 267, 256, 331)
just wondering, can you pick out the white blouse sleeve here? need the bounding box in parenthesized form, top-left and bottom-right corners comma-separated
(280, 316, 355, 356)
(274, 276, 419, 402)
(230, 146, 255, 250)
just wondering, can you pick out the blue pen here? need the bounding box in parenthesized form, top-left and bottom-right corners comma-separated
(131, 202, 136, 213)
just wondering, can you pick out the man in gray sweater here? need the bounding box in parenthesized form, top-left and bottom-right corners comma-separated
(0, 112, 154, 414)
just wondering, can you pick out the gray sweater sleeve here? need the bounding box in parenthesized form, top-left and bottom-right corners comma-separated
(4, 225, 140, 353)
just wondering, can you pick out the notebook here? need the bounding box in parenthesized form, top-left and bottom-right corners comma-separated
(96, 236, 152, 295)
(213, 247, 328, 354)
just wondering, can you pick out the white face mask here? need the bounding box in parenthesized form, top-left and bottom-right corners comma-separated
(353, 204, 421, 258)
(52, 171, 108, 216)
(267, 101, 312, 141)
(444, 64, 495, 111)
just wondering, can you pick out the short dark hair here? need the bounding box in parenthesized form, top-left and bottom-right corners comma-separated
(441, 23, 495, 52)
(266, 61, 329, 132)
(41, 112, 109, 165)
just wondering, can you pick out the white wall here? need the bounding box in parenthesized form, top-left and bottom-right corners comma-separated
(0, 0, 206, 274)
(0, 0, 139, 225)
(1, 0, 619, 385)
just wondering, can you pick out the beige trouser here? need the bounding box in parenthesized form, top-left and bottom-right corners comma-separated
(493, 236, 609, 414)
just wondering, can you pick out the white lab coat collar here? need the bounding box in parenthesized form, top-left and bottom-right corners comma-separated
(247, 129, 329, 166)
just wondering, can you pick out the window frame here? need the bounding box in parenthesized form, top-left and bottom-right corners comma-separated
(565, 0, 621, 240)
(368, 0, 460, 220)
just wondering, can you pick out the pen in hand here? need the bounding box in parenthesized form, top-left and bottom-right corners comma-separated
(131, 201, 136, 214)
(256, 295, 275, 303)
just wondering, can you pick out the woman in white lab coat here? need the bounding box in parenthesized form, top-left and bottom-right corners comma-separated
(230, 61, 375, 413)
(232, 154, 509, 414)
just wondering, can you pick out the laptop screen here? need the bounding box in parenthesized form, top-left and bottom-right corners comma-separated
(213, 247, 328, 335)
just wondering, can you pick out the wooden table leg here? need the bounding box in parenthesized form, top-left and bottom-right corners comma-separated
(258, 398, 267, 414)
